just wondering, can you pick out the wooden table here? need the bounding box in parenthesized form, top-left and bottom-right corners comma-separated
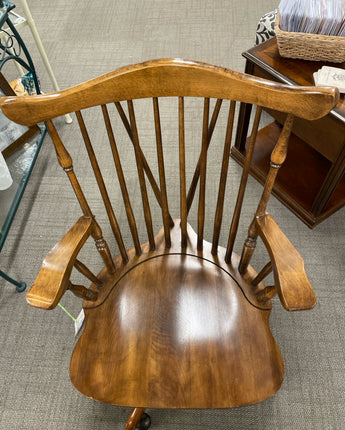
(231, 37, 345, 228)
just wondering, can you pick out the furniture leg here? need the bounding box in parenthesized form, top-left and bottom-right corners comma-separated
(125, 408, 151, 430)
(0, 268, 26, 292)
(311, 139, 345, 216)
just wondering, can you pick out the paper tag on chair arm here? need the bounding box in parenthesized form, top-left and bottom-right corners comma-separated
(74, 309, 85, 337)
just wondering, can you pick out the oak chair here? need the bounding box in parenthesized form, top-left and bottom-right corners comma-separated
(0, 59, 338, 429)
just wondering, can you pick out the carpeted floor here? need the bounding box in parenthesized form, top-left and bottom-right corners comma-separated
(0, 1, 344, 429)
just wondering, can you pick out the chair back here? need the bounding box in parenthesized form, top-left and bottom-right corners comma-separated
(0, 58, 338, 277)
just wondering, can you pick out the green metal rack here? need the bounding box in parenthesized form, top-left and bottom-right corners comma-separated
(0, 0, 47, 292)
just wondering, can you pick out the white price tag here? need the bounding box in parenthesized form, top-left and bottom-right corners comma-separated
(74, 309, 85, 337)
(314, 66, 345, 93)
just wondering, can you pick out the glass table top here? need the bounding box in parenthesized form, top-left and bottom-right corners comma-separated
(0, 124, 46, 251)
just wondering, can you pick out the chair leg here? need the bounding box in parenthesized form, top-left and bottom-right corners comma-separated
(125, 408, 146, 430)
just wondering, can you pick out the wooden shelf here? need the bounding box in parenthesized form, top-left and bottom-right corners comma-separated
(231, 121, 345, 227)
(234, 38, 345, 228)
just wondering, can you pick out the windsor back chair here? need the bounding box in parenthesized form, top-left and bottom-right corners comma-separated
(0, 59, 338, 429)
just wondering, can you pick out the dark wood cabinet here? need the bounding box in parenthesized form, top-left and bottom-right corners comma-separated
(232, 37, 345, 227)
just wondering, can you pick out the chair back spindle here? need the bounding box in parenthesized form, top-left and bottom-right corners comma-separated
(212, 100, 236, 255)
(115, 100, 172, 227)
(127, 100, 156, 251)
(178, 96, 188, 249)
(76, 110, 129, 264)
(153, 97, 172, 248)
(186, 98, 222, 215)
(101, 104, 142, 256)
(197, 98, 210, 250)
(225, 105, 263, 263)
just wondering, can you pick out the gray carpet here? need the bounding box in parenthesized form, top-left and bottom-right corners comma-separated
(1, 1, 344, 429)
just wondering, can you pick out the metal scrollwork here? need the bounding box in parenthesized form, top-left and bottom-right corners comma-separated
(0, 28, 22, 63)
(0, 1, 40, 91)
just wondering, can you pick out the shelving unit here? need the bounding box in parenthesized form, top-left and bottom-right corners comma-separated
(0, 0, 47, 291)
(232, 37, 345, 228)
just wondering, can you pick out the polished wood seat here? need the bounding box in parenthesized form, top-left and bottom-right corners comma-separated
(70, 222, 283, 409)
(0, 59, 338, 429)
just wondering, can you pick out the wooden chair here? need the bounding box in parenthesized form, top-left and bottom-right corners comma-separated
(0, 59, 338, 429)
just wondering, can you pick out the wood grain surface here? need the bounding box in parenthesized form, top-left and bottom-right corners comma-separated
(70, 222, 284, 408)
(0, 58, 338, 125)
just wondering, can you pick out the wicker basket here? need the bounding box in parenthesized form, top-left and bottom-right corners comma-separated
(275, 13, 345, 63)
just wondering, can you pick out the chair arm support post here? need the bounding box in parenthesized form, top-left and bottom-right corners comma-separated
(239, 114, 294, 274)
(26, 216, 94, 310)
(251, 261, 273, 286)
(74, 259, 103, 287)
(47, 119, 116, 274)
(68, 282, 98, 301)
(256, 285, 277, 304)
(256, 214, 316, 311)
(256, 113, 293, 216)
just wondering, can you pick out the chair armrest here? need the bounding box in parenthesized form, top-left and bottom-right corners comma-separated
(256, 214, 316, 311)
(26, 216, 94, 310)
